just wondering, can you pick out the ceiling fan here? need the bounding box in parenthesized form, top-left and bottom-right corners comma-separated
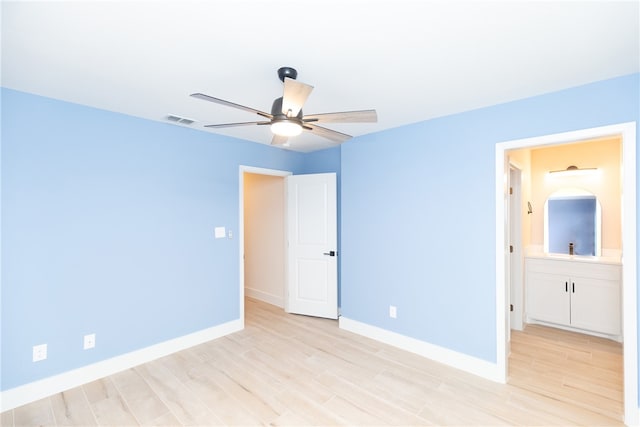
(191, 67, 377, 147)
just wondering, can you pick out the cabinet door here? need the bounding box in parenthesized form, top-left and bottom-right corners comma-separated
(526, 271, 570, 326)
(570, 277, 621, 335)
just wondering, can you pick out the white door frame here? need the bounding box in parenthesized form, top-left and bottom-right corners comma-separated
(238, 165, 292, 324)
(495, 122, 637, 424)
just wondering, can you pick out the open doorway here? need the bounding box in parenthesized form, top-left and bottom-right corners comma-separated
(507, 137, 624, 420)
(243, 172, 287, 307)
(495, 122, 637, 424)
(238, 166, 291, 323)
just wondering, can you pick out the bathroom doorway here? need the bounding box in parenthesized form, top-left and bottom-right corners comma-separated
(495, 121, 637, 424)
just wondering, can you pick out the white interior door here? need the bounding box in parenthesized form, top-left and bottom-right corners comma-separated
(286, 173, 338, 319)
(509, 166, 523, 332)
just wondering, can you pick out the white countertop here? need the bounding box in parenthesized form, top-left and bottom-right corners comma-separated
(526, 252, 622, 265)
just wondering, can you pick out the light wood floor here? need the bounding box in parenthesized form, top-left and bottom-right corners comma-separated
(509, 323, 623, 422)
(2, 298, 623, 426)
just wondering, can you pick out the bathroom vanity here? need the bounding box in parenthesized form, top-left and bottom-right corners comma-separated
(525, 254, 621, 341)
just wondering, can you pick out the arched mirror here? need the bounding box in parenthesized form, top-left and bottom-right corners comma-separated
(543, 188, 602, 256)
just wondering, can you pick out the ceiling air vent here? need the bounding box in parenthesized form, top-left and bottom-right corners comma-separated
(166, 114, 195, 125)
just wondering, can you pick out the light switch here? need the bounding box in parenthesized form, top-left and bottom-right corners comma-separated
(214, 226, 226, 239)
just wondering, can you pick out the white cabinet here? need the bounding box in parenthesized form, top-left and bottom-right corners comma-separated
(526, 270, 570, 326)
(525, 257, 621, 339)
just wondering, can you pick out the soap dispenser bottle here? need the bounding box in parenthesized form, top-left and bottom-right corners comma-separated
(569, 242, 574, 255)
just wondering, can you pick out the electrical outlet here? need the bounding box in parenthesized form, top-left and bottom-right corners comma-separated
(33, 344, 47, 362)
(84, 333, 96, 350)
(389, 305, 397, 319)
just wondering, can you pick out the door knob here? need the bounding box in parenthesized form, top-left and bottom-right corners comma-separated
(323, 251, 336, 256)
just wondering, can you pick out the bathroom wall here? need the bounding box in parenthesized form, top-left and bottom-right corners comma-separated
(530, 136, 622, 253)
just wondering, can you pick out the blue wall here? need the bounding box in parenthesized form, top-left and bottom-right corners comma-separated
(2, 73, 638, 394)
(0, 88, 320, 390)
(340, 73, 639, 363)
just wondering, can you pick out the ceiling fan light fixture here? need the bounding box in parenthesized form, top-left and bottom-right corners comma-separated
(271, 120, 302, 137)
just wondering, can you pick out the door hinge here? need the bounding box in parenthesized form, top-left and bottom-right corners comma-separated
(509, 187, 513, 195)
(510, 245, 513, 253)
(510, 304, 514, 312)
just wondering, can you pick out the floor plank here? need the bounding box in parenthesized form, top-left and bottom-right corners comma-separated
(49, 387, 96, 426)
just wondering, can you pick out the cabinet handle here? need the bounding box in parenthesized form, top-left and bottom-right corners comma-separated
(565, 281, 568, 292)
(572, 282, 575, 293)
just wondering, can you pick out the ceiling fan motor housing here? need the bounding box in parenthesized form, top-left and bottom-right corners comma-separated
(277, 66, 298, 82)
(271, 97, 303, 122)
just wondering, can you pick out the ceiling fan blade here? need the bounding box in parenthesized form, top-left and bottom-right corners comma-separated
(204, 121, 270, 128)
(282, 78, 314, 117)
(191, 93, 272, 119)
(303, 109, 377, 123)
(305, 124, 352, 143)
(271, 134, 289, 146)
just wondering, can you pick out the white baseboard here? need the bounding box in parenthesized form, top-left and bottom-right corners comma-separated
(245, 288, 284, 308)
(339, 316, 503, 383)
(0, 319, 243, 412)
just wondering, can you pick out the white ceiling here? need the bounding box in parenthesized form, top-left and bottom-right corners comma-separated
(2, 1, 638, 152)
